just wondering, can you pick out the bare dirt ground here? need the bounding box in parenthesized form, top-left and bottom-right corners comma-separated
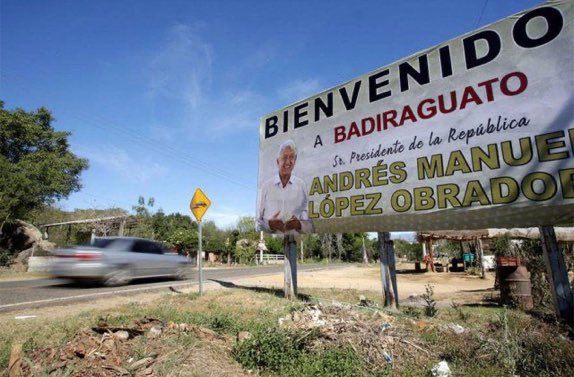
(232, 263, 496, 306)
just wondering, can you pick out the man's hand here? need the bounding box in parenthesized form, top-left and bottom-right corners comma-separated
(268, 211, 285, 232)
(285, 216, 301, 231)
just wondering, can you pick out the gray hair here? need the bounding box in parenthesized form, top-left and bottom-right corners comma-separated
(277, 140, 297, 158)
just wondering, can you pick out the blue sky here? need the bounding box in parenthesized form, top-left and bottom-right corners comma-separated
(1, 0, 541, 230)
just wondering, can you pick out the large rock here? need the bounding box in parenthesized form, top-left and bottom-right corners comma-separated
(2, 220, 55, 268)
(5, 220, 44, 250)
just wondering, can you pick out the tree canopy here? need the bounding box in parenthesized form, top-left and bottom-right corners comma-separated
(0, 102, 89, 229)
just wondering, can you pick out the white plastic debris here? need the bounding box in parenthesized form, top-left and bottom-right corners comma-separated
(14, 315, 37, 320)
(440, 323, 465, 334)
(113, 330, 130, 341)
(148, 325, 162, 338)
(431, 360, 452, 377)
(309, 306, 326, 326)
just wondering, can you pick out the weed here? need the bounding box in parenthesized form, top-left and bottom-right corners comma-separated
(0, 338, 10, 374)
(202, 312, 241, 334)
(400, 305, 422, 319)
(232, 326, 369, 376)
(286, 345, 369, 376)
(0, 251, 10, 267)
(419, 328, 441, 344)
(22, 335, 39, 356)
(451, 301, 469, 321)
(497, 308, 518, 373)
(466, 266, 481, 276)
(129, 342, 148, 361)
(232, 327, 307, 372)
(422, 284, 438, 317)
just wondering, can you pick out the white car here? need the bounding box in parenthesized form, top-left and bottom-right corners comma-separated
(50, 237, 192, 286)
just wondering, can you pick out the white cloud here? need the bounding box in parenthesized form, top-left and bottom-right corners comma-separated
(146, 24, 213, 109)
(278, 79, 322, 104)
(78, 146, 168, 183)
(205, 209, 244, 230)
(207, 89, 267, 136)
(143, 25, 320, 141)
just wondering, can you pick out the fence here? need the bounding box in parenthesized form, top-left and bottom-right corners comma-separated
(259, 254, 284, 264)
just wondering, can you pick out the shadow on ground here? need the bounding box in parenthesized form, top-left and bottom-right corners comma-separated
(209, 279, 311, 301)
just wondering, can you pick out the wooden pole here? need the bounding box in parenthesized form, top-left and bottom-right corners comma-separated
(389, 238, 399, 306)
(378, 232, 397, 308)
(284, 234, 297, 299)
(539, 225, 573, 327)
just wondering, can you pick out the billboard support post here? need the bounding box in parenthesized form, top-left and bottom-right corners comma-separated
(284, 234, 297, 299)
(539, 225, 573, 328)
(378, 232, 398, 309)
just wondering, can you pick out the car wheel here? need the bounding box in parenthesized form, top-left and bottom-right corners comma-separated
(103, 266, 132, 286)
(175, 264, 192, 280)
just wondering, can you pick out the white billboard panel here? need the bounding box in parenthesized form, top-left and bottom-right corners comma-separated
(257, 1, 574, 234)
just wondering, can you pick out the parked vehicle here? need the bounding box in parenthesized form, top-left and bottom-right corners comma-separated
(49, 237, 192, 286)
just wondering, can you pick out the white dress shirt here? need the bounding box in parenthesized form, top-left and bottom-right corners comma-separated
(257, 174, 314, 234)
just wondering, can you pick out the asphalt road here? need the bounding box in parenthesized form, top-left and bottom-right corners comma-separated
(0, 264, 338, 313)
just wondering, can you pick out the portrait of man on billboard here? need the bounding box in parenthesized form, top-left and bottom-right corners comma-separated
(257, 140, 314, 234)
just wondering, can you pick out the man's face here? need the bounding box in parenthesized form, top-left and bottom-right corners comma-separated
(277, 146, 296, 177)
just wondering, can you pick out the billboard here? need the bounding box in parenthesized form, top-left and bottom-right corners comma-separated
(257, 1, 574, 234)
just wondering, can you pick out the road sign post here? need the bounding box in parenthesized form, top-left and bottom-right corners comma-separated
(190, 188, 211, 296)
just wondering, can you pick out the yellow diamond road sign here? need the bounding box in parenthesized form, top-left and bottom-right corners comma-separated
(190, 188, 211, 222)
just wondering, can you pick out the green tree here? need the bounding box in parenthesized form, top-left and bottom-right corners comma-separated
(394, 240, 423, 261)
(226, 229, 240, 263)
(342, 233, 368, 262)
(235, 240, 256, 264)
(153, 212, 197, 253)
(301, 234, 322, 260)
(165, 229, 197, 254)
(0, 102, 89, 232)
(131, 196, 155, 238)
(202, 220, 227, 255)
(265, 235, 284, 254)
(236, 216, 258, 240)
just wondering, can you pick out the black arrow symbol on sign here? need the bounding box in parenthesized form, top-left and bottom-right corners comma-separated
(193, 201, 207, 209)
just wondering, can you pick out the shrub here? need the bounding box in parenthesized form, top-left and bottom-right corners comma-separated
(422, 284, 438, 317)
(0, 250, 11, 266)
(287, 345, 369, 377)
(514, 240, 556, 312)
(232, 327, 308, 372)
(232, 325, 370, 376)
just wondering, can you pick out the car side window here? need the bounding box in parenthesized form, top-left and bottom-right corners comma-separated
(132, 240, 163, 254)
(148, 242, 164, 255)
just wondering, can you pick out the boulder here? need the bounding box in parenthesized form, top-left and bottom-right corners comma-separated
(9, 220, 44, 250)
(1, 220, 55, 268)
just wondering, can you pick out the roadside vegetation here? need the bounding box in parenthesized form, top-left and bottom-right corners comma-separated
(2, 286, 573, 376)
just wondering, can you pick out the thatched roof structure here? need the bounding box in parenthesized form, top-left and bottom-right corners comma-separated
(417, 227, 574, 242)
